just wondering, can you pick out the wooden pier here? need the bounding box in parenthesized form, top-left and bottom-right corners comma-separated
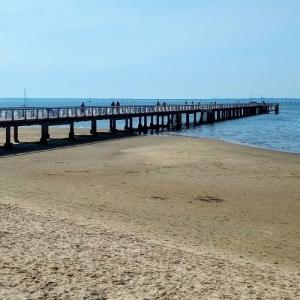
(0, 102, 279, 149)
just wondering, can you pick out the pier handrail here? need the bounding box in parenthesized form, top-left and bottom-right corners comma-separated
(0, 102, 279, 123)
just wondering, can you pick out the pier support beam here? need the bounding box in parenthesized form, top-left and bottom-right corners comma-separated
(4, 126, 13, 149)
(171, 114, 175, 130)
(90, 119, 97, 136)
(150, 115, 154, 133)
(40, 123, 50, 144)
(207, 111, 213, 123)
(124, 118, 129, 130)
(175, 114, 181, 129)
(138, 116, 142, 135)
(110, 118, 117, 133)
(143, 116, 148, 134)
(200, 111, 204, 124)
(69, 122, 75, 140)
(14, 125, 19, 143)
(156, 115, 159, 132)
(186, 113, 190, 127)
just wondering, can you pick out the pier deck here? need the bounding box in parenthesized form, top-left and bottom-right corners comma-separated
(0, 102, 279, 149)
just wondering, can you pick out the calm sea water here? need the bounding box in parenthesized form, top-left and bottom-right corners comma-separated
(0, 98, 299, 154)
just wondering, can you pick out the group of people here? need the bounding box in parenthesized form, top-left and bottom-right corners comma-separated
(111, 100, 121, 107)
(80, 100, 207, 108)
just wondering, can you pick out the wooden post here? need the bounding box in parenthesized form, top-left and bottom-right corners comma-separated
(207, 111, 212, 123)
(167, 115, 171, 130)
(129, 117, 133, 130)
(109, 118, 115, 133)
(113, 119, 117, 132)
(40, 123, 49, 144)
(4, 126, 13, 149)
(124, 118, 129, 130)
(193, 112, 197, 126)
(90, 119, 97, 136)
(170, 114, 174, 130)
(150, 115, 154, 131)
(109, 119, 112, 132)
(186, 113, 190, 127)
(14, 125, 19, 143)
(143, 116, 148, 134)
(69, 122, 75, 140)
(156, 115, 159, 132)
(200, 111, 204, 124)
(138, 116, 142, 135)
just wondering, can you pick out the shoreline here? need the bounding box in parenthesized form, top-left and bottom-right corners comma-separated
(167, 132, 300, 156)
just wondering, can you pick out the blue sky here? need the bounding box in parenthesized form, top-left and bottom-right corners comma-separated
(0, 0, 299, 98)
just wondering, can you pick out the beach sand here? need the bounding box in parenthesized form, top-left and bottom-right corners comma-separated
(0, 128, 299, 299)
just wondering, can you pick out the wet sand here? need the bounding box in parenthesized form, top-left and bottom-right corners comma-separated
(0, 128, 299, 299)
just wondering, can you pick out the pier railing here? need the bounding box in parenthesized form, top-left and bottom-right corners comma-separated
(0, 103, 277, 123)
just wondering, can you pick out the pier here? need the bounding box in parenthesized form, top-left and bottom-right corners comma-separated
(0, 102, 279, 149)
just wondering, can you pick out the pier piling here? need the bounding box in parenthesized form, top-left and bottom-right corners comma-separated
(69, 122, 75, 140)
(4, 126, 12, 149)
(40, 124, 49, 144)
(14, 125, 19, 143)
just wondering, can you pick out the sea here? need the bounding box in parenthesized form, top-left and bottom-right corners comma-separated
(0, 98, 299, 154)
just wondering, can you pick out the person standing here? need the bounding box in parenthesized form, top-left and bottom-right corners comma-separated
(80, 101, 85, 114)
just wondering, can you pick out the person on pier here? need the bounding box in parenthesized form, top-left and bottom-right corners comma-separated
(116, 101, 120, 113)
(80, 101, 85, 114)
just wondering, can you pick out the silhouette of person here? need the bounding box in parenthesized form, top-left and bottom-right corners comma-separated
(116, 101, 120, 113)
(156, 101, 160, 106)
(111, 101, 115, 106)
(81, 101, 85, 113)
(163, 101, 166, 106)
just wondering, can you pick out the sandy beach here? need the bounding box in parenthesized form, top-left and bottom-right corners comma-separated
(0, 128, 299, 299)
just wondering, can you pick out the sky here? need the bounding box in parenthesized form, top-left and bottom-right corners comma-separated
(0, 0, 299, 99)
